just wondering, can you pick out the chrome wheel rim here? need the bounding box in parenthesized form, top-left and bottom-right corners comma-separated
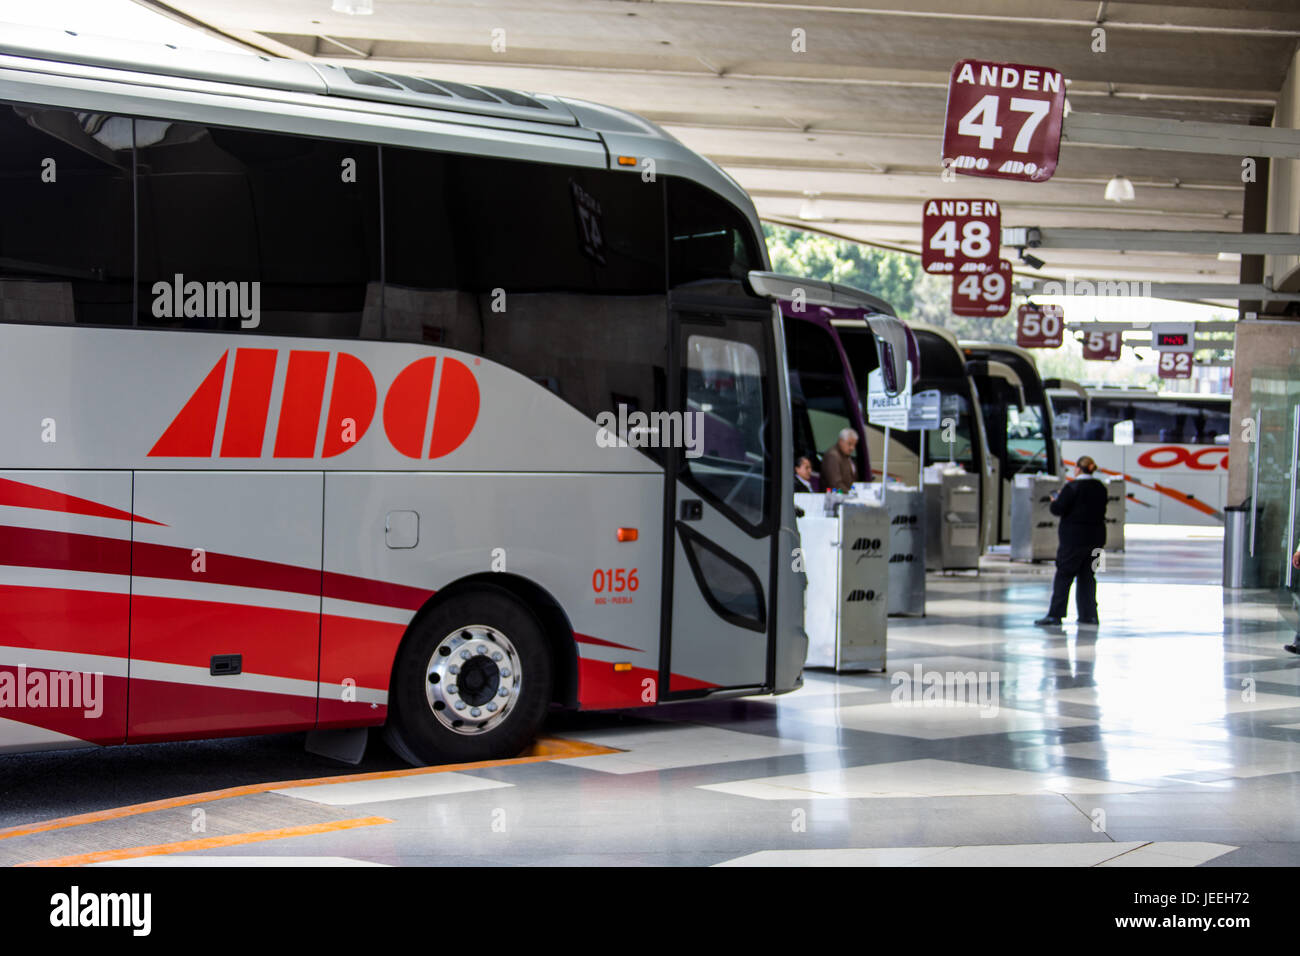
(425, 625, 522, 735)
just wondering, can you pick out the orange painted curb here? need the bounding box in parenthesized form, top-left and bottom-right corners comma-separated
(0, 736, 616, 843)
(18, 816, 393, 867)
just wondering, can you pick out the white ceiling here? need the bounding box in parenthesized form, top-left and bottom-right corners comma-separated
(136, 0, 1300, 292)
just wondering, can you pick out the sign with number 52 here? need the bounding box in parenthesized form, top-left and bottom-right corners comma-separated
(1158, 351, 1193, 380)
(943, 59, 1066, 183)
(952, 259, 1012, 317)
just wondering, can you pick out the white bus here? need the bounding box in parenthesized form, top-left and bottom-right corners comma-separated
(0, 28, 812, 764)
(1047, 387, 1231, 526)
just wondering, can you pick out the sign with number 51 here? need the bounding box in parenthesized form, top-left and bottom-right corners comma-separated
(943, 59, 1066, 183)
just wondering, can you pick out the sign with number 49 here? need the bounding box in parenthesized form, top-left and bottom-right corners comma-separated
(952, 259, 1012, 317)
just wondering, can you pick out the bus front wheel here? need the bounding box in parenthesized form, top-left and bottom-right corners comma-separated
(384, 586, 553, 766)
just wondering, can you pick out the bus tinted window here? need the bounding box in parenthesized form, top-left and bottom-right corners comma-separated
(783, 320, 854, 469)
(382, 147, 669, 435)
(926, 389, 976, 468)
(0, 104, 133, 326)
(667, 178, 760, 289)
(684, 327, 770, 528)
(1056, 395, 1230, 444)
(136, 124, 381, 335)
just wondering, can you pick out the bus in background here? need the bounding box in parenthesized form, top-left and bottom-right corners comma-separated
(836, 321, 999, 555)
(781, 304, 870, 491)
(0, 28, 808, 764)
(961, 342, 1062, 544)
(777, 290, 909, 492)
(1048, 387, 1231, 526)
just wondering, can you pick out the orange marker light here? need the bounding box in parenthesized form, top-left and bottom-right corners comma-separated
(614, 663, 632, 672)
(616, 155, 637, 167)
(616, 527, 638, 542)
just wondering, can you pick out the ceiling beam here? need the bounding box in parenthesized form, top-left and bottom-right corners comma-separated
(1003, 229, 1300, 255)
(1064, 112, 1300, 159)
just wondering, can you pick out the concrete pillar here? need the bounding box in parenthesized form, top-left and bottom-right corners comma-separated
(1266, 48, 1300, 296)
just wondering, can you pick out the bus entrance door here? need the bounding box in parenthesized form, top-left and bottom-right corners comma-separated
(663, 309, 775, 697)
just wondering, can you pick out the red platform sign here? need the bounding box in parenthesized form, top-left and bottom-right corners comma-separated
(952, 259, 1012, 317)
(943, 59, 1066, 183)
(921, 199, 1000, 275)
(1082, 328, 1123, 361)
(1158, 351, 1193, 379)
(1016, 303, 1064, 349)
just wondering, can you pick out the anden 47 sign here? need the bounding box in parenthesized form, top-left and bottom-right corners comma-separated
(943, 59, 1066, 183)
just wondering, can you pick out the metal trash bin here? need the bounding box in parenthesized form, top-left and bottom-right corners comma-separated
(924, 470, 981, 570)
(1223, 502, 1262, 589)
(1103, 477, 1126, 553)
(864, 484, 925, 616)
(1010, 474, 1064, 562)
(796, 499, 889, 671)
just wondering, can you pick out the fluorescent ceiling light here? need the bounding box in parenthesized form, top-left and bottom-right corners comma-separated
(1104, 176, 1135, 203)
(332, 0, 374, 14)
(798, 192, 824, 221)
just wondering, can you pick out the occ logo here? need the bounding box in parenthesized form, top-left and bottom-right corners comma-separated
(1136, 446, 1228, 471)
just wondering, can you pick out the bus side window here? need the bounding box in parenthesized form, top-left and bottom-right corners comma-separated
(0, 103, 134, 326)
(135, 124, 380, 336)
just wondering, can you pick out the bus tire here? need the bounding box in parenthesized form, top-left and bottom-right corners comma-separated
(384, 586, 553, 766)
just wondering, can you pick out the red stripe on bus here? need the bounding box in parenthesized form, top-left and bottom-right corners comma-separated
(1, 526, 430, 613)
(130, 594, 320, 681)
(322, 571, 432, 611)
(126, 678, 317, 742)
(0, 667, 127, 746)
(321, 615, 407, 694)
(0, 525, 129, 576)
(0, 585, 129, 658)
(0, 477, 164, 527)
(576, 658, 718, 710)
(573, 632, 642, 652)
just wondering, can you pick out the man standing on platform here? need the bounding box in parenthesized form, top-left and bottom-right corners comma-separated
(1035, 456, 1108, 627)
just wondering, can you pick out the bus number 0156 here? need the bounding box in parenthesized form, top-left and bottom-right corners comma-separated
(593, 568, 639, 592)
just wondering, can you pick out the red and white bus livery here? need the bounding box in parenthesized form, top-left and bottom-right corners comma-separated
(0, 29, 809, 763)
(1048, 388, 1230, 526)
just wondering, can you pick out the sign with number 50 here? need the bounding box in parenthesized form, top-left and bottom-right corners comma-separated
(1016, 303, 1064, 349)
(943, 59, 1066, 183)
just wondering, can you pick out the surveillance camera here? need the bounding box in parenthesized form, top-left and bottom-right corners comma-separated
(1018, 248, 1046, 270)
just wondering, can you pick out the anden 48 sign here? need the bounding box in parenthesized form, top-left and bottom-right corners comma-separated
(943, 59, 1066, 183)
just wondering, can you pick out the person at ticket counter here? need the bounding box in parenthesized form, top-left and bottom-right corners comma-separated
(794, 456, 817, 494)
(1035, 455, 1107, 627)
(821, 428, 858, 493)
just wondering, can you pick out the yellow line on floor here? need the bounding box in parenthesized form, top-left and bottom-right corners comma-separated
(0, 736, 616, 843)
(17, 816, 393, 867)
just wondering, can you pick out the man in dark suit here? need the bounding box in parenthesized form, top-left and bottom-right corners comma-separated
(794, 455, 816, 494)
(1036, 455, 1109, 627)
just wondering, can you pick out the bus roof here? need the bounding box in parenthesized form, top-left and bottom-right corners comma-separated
(0, 23, 761, 247)
(1047, 387, 1231, 403)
